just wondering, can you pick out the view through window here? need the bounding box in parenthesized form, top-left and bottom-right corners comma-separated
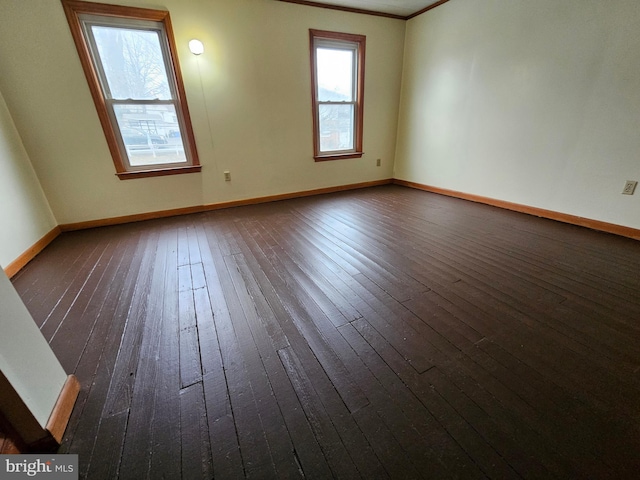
(91, 25, 186, 167)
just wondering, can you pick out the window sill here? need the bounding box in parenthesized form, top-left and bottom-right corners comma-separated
(314, 152, 363, 162)
(116, 165, 202, 180)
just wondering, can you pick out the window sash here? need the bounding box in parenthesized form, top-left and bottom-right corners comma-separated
(80, 17, 176, 102)
(317, 101, 357, 106)
(108, 101, 190, 169)
(317, 103, 355, 154)
(315, 43, 357, 103)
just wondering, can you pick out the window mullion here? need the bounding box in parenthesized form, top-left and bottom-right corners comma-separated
(110, 99, 175, 105)
(318, 101, 356, 105)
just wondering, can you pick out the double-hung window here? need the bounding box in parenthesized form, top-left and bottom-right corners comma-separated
(310, 30, 365, 161)
(62, 0, 200, 179)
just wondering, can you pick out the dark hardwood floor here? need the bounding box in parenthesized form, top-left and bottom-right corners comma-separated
(11, 185, 640, 479)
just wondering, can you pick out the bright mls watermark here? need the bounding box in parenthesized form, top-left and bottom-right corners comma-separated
(0, 455, 77, 479)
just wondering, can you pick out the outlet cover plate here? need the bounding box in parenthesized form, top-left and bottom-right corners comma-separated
(622, 180, 637, 195)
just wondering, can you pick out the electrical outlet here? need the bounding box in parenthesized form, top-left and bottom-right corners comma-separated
(622, 180, 637, 195)
(224, 171, 231, 182)
(376, 158, 381, 167)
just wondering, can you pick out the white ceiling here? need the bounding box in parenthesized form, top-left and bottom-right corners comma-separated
(298, 0, 445, 17)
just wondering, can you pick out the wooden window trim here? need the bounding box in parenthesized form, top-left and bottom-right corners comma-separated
(61, 0, 200, 179)
(309, 29, 365, 161)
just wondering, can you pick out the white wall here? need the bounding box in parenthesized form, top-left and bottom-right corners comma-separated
(395, 0, 640, 229)
(0, 268, 68, 429)
(0, 88, 57, 269)
(0, 0, 405, 225)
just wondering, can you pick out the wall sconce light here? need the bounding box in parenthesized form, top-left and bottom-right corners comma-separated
(189, 39, 204, 55)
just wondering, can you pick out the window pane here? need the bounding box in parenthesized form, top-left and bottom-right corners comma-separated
(92, 26, 171, 100)
(316, 48, 354, 102)
(318, 104, 354, 152)
(113, 103, 186, 166)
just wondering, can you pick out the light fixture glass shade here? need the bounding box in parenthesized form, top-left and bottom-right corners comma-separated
(188, 39, 204, 55)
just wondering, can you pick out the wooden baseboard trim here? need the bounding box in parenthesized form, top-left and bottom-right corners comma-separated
(0, 373, 79, 453)
(394, 179, 640, 241)
(10, 178, 639, 263)
(4, 226, 61, 278)
(60, 179, 393, 231)
(45, 375, 80, 445)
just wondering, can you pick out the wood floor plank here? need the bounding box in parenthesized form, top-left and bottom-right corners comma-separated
(250, 219, 356, 327)
(230, 248, 341, 479)
(337, 322, 484, 479)
(71, 227, 157, 476)
(180, 382, 214, 479)
(423, 365, 559, 479)
(231, 223, 431, 477)
(193, 224, 245, 478)
(83, 411, 128, 479)
(352, 317, 521, 479)
(451, 342, 617, 478)
(221, 254, 303, 479)
(117, 228, 172, 479)
(101, 229, 161, 418)
(229, 217, 370, 415)
(277, 346, 378, 479)
(268, 217, 363, 323)
(216, 219, 386, 477)
(201, 221, 281, 478)
(292, 208, 426, 302)
(38, 240, 110, 342)
(55, 232, 137, 412)
(148, 228, 183, 480)
(450, 279, 640, 414)
(59, 228, 148, 476)
(16, 231, 97, 325)
(48, 233, 125, 373)
(301, 203, 433, 296)
(12, 185, 640, 479)
(178, 288, 202, 389)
